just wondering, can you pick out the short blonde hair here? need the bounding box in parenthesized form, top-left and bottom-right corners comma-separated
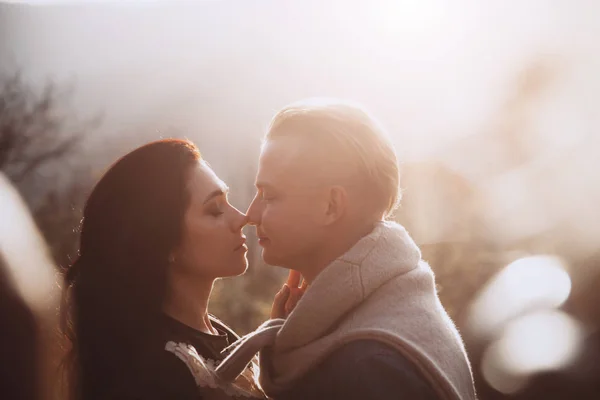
(265, 98, 400, 219)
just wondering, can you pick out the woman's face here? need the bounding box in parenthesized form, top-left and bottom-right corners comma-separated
(171, 161, 248, 279)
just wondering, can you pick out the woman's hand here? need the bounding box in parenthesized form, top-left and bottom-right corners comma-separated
(270, 270, 308, 319)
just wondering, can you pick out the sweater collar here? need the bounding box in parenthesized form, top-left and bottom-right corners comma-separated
(275, 221, 422, 351)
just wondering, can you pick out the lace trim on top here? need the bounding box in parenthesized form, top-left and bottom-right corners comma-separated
(165, 341, 265, 399)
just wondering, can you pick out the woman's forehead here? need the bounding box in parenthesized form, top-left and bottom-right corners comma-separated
(187, 161, 228, 201)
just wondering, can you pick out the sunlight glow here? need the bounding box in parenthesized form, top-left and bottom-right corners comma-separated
(467, 255, 571, 338)
(481, 310, 584, 393)
(374, 0, 448, 37)
(481, 346, 529, 395)
(499, 310, 583, 374)
(0, 174, 58, 310)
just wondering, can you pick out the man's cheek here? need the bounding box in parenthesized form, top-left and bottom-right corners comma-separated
(263, 206, 283, 228)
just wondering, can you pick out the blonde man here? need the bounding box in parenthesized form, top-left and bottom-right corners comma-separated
(220, 99, 476, 400)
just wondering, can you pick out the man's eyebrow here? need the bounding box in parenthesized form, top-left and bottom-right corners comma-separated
(202, 186, 229, 204)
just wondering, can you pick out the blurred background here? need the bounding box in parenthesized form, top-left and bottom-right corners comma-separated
(1, 0, 599, 399)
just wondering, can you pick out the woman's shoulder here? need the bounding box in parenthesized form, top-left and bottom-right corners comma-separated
(135, 315, 265, 399)
(164, 340, 266, 399)
(164, 341, 219, 389)
(129, 342, 201, 400)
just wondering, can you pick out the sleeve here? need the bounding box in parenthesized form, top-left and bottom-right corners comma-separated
(282, 340, 442, 400)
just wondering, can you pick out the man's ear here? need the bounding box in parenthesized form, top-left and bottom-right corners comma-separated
(323, 186, 347, 225)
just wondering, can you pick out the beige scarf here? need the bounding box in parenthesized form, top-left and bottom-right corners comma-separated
(217, 221, 476, 400)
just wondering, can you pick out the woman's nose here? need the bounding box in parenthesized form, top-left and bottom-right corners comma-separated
(233, 207, 249, 231)
(246, 194, 261, 226)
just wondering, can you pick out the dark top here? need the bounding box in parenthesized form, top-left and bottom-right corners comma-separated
(128, 314, 237, 400)
(275, 339, 442, 400)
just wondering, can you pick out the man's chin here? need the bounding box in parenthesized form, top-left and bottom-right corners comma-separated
(261, 250, 287, 268)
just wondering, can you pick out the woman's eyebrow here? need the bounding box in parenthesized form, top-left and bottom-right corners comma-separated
(202, 186, 229, 204)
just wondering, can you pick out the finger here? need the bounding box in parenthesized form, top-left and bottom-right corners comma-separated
(286, 270, 302, 288)
(276, 284, 290, 299)
(284, 287, 305, 315)
(271, 285, 289, 319)
(271, 285, 290, 319)
(285, 295, 297, 315)
(300, 279, 308, 291)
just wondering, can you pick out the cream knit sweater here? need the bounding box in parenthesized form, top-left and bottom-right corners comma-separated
(216, 221, 476, 400)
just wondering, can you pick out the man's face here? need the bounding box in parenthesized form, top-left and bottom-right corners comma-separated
(247, 137, 328, 269)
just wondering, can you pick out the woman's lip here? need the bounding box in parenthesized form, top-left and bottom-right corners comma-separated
(234, 238, 247, 251)
(258, 237, 270, 246)
(235, 243, 248, 252)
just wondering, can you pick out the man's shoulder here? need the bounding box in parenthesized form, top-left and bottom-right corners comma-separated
(283, 339, 441, 400)
(325, 339, 405, 365)
(321, 339, 432, 383)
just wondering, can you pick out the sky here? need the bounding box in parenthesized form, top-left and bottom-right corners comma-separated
(1, 0, 600, 248)
(3, 0, 598, 160)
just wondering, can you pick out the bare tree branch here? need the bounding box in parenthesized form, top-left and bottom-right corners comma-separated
(0, 74, 94, 182)
(0, 72, 99, 267)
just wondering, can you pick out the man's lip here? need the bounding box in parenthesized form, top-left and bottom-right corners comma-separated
(258, 237, 270, 245)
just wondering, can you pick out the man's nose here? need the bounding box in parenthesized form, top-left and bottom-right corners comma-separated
(246, 195, 261, 226)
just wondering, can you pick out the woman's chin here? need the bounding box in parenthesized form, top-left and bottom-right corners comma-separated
(234, 263, 249, 276)
(222, 260, 249, 278)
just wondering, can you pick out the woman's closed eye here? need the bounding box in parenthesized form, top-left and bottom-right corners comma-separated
(206, 202, 224, 217)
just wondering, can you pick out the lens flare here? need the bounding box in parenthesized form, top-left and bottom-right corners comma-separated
(0, 173, 58, 311)
(467, 255, 571, 338)
(481, 310, 584, 393)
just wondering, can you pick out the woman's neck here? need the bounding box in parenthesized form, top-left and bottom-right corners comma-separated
(163, 272, 217, 335)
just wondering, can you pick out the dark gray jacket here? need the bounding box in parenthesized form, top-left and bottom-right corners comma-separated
(275, 339, 441, 400)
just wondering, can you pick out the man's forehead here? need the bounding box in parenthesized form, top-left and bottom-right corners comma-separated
(256, 138, 307, 185)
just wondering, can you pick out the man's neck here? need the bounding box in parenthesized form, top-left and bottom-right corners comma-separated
(163, 272, 217, 335)
(301, 220, 379, 284)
